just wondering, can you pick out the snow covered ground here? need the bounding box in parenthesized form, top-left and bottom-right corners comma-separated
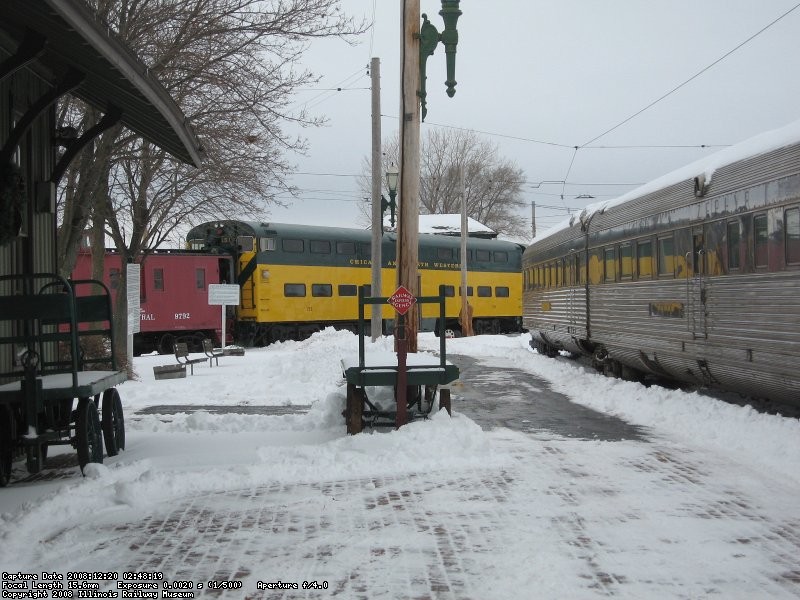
(1, 330, 799, 599)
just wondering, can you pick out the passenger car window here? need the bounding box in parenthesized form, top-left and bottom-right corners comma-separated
(658, 236, 675, 277)
(282, 239, 304, 253)
(312, 284, 332, 297)
(754, 214, 768, 268)
(495, 286, 509, 297)
(637, 241, 653, 279)
(284, 284, 306, 297)
(310, 240, 331, 254)
(786, 208, 800, 264)
(477, 286, 492, 297)
(727, 220, 741, 270)
(338, 285, 357, 296)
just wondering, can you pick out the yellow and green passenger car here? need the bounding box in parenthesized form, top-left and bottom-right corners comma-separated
(187, 221, 523, 345)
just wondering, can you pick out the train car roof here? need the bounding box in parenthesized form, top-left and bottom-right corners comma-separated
(531, 117, 800, 246)
(189, 220, 523, 251)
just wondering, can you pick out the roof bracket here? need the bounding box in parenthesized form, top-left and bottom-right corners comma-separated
(0, 67, 85, 166)
(0, 29, 46, 84)
(50, 104, 123, 184)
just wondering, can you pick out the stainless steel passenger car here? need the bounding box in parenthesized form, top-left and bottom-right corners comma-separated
(523, 122, 800, 406)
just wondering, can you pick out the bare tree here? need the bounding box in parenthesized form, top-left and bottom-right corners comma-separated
(55, 0, 367, 365)
(359, 129, 527, 238)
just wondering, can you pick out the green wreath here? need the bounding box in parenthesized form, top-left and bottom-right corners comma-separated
(0, 163, 26, 246)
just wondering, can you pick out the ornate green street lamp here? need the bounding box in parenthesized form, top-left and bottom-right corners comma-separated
(381, 164, 399, 230)
(418, 0, 462, 121)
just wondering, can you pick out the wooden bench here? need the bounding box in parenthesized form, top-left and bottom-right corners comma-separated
(173, 342, 206, 375)
(202, 338, 224, 367)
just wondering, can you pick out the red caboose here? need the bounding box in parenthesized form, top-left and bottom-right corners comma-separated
(73, 250, 235, 355)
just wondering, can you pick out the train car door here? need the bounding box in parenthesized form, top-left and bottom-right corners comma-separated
(687, 230, 707, 339)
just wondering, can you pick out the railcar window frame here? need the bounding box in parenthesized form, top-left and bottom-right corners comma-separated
(309, 240, 331, 254)
(727, 219, 741, 271)
(786, 207, 800, 265)
(477, 286, 492, 297)
(493, 251, 508, 263)
(442, 285, 455, 297)
(753, 213, 768, 268)
(495, 286, 510, 298)
(259, 237, 276, 251)
(338, 284, 357, 296)
(282, 238, 304, 253)
(475, 249, 491, 262)
(459, 286, 474, 296)
(604, 247, 616, 282)
(153, 268, 164, 291)
(284, 283, 306, 297)
(311, 283, 333, 297)
(110, 268, 121, 290)
(336, 241, 356, 255)
(637, 240, 653, 279)
(195, 268, 206, 290)
(657, 235, 675, 278)
(437, 247, 454, 261)
(619, 243, 632, 280)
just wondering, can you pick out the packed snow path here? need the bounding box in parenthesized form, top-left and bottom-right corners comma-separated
(0, 331, 798, 599)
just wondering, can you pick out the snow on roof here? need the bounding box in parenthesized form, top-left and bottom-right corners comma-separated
(384, 214, 497, 238)
(533, 117, 800, 244)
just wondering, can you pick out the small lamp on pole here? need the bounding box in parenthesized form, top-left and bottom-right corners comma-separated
(382, 164, 399, 229)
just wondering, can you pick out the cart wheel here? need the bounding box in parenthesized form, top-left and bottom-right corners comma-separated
(101, 389, 125, 456)
(76, 398, 103, 472)
(439, 388, 452, 416)
(345, 384, 364, 435)
(0, 406, 14, 487)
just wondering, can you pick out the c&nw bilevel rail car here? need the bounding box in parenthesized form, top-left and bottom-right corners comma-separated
(523, 120, 800, 407)
(186, 221, 524, 345)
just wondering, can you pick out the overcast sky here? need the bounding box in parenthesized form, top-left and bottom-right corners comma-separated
(269, 0, 800, 241)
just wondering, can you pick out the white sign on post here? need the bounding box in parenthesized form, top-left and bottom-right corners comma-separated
(126, 263, 141, 365)
(208, 284, 240, 347)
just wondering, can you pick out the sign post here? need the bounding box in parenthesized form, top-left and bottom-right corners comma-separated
(208, 284, 240, 348)
(126, 263, 140, 371)
(388, 285, 416, 427)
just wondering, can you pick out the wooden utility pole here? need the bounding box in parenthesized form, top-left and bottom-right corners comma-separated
(397, 0, 421, 353)
(370, 57, 382, 341)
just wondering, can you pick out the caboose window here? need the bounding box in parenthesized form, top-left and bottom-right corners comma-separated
(109, 268, 121, 290)
(477, 286, 492, 297)
(493, 251, 508, 263)
(657, 236, 675, 277)
(338, 285, 357, 296)
(496, 286, 510, 297)
(153, 268, 164, 291)
(310, 240, 331, 254)
(754, 214, 768, 268)
(312, 284, 332, 297)
(786, 207, 800, 264)
(284, 284, 306, 297)
(475, 249, 491, 262)
(727, 220, 741, 270)
(195, 269, 205, 290)
(336, 241, 356, 255)
(282, 239, 304, 253)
